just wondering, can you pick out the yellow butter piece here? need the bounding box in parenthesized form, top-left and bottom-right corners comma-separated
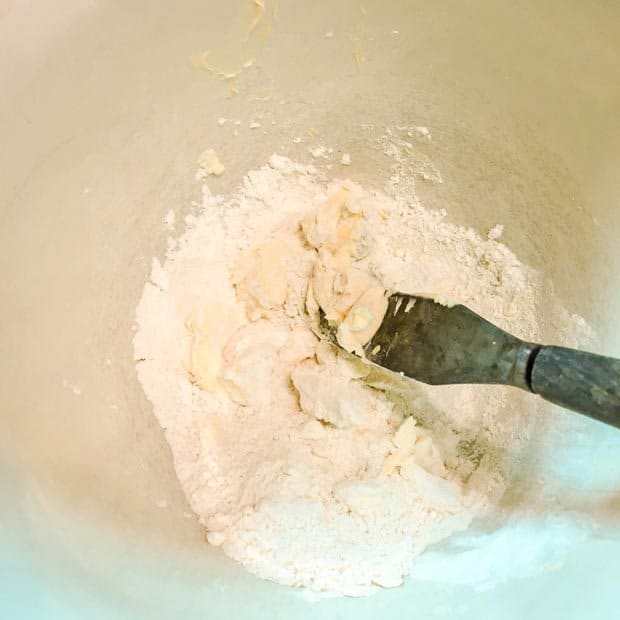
(186, 301, 244, 391)
(233, 241, 288, 316)
(337, 286, 388, 355)
(198, 149, 225, 176)
(190, 333, 222, 391)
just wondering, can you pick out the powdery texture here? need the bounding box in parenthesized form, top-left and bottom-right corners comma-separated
(134, 154, 568, 596)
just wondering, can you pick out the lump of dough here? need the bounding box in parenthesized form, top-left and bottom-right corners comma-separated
(291, 358, 391, 430)
(311, 263, 377, 323)
(301, 188, 373, 261)
(381, 418, 460, 510)
(382, 417, 447, 478)
(278, 327, 318, 365)
(302, 186, 387, 351)
(221, 321, 292, 407)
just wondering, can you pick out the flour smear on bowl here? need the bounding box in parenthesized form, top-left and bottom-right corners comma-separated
(134, 151, 584, 596)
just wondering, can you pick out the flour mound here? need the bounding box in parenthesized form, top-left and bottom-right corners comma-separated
(134, 154, 544, 596)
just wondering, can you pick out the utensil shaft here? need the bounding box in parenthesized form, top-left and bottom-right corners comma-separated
(530, 346, 620, 428)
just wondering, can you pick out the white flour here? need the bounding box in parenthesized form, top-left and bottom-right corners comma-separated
(133, 152, 574, 596)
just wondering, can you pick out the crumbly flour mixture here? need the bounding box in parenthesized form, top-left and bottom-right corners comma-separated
(134, 153, 568, 596)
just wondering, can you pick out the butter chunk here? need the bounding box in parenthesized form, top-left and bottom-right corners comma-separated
(233, 242, 288, 317)
(198, 149, 225, 176)
(337, 286, 388, 355)
(186, 301, 244, 391)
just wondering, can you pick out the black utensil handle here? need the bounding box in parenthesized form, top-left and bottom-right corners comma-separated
(530, 346, 620, 428)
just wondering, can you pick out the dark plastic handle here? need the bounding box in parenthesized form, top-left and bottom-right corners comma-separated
(530, 346, 620, 428)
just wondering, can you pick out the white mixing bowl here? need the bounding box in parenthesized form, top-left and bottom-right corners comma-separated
(2, 1, 620, 618)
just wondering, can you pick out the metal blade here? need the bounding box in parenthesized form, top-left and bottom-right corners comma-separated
(323, 294, 537, 389)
